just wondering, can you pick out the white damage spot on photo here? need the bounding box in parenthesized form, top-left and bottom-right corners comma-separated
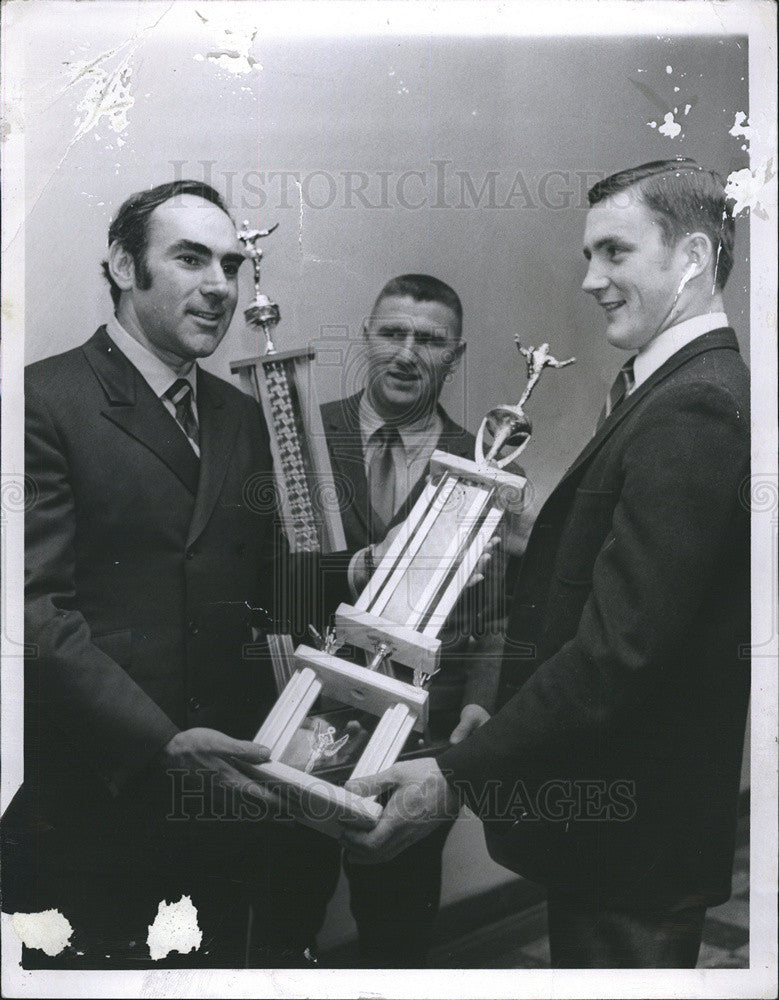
(726, 159, 776, 219)
(657, 111, 682, 138)
(729, 111, 754, 146)
(64, 51, 134, 146)
(193, 9, 261, 75)
(10, 909, 74, 956)
(147, 895, 203, 961)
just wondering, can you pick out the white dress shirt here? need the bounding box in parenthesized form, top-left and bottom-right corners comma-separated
(631, 311, 729, 392)
(106, 314, 200, 456)
(359, 393, 443, 516)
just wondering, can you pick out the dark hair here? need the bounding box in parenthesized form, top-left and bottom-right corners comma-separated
(372, 274, 463, 331)
(588, 159, 735, 289)
(101, 180, 233, 308)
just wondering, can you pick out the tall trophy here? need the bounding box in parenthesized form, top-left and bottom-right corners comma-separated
(231, 222, 346, 556)
(250, 339, 575, 836)
(231, 223, 347, 689)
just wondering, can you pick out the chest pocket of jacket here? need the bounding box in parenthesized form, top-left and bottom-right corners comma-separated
(554, 488, 616, 586)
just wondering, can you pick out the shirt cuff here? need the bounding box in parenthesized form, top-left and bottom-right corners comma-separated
(348, 545, 374, 599)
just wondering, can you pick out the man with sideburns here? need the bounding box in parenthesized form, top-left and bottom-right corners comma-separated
(341, 160, 750, 969)
(1, 180, 341, 967)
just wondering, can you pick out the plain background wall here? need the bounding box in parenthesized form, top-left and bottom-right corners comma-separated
(15, 4, 751, 952)
(22, 12, 749, 503)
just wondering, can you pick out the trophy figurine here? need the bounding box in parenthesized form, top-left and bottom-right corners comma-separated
(237, 222, 281, 354)
(249, 338, 576, 836)
(476, 338, 576, 469)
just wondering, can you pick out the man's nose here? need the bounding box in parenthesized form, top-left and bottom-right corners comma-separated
(201, 264, 230, 298)
(395, 331, 419, 360)
(581, 260, 609, 295)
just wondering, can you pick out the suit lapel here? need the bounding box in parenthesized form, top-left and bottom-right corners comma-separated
(324, 392, 477, 538)
(559, 328, 740, 488)
(323, 392, 371, 540)
(186, 369, 240, 547)
(438, 408, 476, 461)
(83, 327, 200, 495)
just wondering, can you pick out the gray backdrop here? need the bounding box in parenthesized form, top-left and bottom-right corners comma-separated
(24, 19, 749, 506)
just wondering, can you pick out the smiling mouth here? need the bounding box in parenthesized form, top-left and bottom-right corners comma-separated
(189, 309, 224, 323)
(600, 300, 626, 317)
(386, 368, 421, 383)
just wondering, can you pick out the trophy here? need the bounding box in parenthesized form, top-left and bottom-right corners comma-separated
(250, 339, 575, 836)
(231, 222, 346, 557)
(231, 223, 347, 689)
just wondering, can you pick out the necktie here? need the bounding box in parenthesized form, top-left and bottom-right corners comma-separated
(165, 379, 199, 454)
(368, 424, 400, 534)
(596, 357, 636, 430)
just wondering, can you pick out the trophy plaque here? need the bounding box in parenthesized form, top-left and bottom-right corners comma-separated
(250, 339, 575, 836)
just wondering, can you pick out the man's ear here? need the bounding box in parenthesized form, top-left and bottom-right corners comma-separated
(680, 231, 714, 281)
(107, 241, 136, 293)
(443, 340, 466, 375)
(451, 340, 466, 365)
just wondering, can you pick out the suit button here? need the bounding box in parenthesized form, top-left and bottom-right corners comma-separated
(186, 548, 195, 560)
(188, 619, 199, 634)
(188, 697, 201, 712)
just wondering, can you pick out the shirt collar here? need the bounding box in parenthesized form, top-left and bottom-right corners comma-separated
(632, 312, 729, 390)
(106, 314, 198, 400)
(358, 393, 443, 460)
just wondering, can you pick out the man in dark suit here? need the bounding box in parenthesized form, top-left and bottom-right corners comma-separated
(342, 161, 750, 968)
(321, 275, 507, 966)
(1, 180, 340, 967)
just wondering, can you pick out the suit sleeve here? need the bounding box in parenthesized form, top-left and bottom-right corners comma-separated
(25, 382, 179, 795)
(461, 630, 505, 714)
(439, 379, 749, 807)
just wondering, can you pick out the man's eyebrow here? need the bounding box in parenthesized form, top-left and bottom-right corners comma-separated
(583, 235, 632, 257)
(169, 239, 245, 265)
(169, 239, 211, 256)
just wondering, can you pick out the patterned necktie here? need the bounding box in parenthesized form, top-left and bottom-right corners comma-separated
(596, 357, 636, 430)
(165, 379, 199, 454)
(368, 424, 400, 534)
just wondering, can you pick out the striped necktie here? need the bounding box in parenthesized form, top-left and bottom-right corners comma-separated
(596, 357, 636, 430)
(165, 378, 199, 454)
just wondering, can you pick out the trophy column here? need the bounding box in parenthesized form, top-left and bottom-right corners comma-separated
(232, 346, 344, 554)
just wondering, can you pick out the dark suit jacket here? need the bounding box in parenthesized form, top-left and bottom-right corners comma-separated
(321, 391, 475, 550)
(321, 391, 501, 724)
(439, 329, 750, 908)
(4, 327, 284, 905)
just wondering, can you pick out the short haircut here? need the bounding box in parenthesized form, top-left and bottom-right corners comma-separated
(588, 159, 735, 290)
(372, 274, 463, 332)
(101, 180, 233, 308)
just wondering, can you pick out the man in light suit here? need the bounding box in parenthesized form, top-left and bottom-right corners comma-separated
(1, 180, 340, 967)
(342, 160, 750, 968)
(322, 275, 508, 966)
